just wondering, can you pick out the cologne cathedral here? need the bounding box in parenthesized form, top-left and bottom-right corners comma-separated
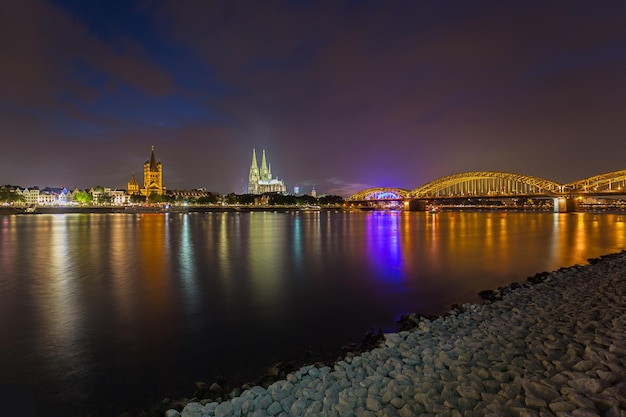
(248, 149, 287, 194)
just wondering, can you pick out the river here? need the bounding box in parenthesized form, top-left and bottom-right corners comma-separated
(0, 210, 624, 416)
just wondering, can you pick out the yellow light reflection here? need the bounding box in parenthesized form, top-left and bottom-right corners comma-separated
(137, 214, 171, 313)
(0, 216, 16, 277)
(246, 212, 285, 314)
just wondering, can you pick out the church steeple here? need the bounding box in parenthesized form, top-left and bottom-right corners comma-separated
(248, 149, 260, 193)
(250, 148, 259, 170)
(260, 149, 269, 180)
(142, 146, 164, 196)
(149, 145, 158, 171)
(127, 172, 139, 195)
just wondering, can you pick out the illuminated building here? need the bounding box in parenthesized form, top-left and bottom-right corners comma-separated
(142, 146, 164, 196)
(17, 187, 39, 205)
(127, 173, 139, 195)
(127, 146, 164, 197)
(126, 147, 164, 197)
(248, 149, 287, 194)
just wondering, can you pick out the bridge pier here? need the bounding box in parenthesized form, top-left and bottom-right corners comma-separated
(553, 197, 579, 213)
(406, 199, 426, 211)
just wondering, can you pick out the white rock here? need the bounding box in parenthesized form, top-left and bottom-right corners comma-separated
(267, 401, 283, 415)
(289, 398, 307, 416)
(364, 396, 381, 412)
(214, 401, 234, 417)
(181, 402, 203, 417)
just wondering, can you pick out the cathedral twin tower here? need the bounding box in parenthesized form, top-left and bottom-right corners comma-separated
(248, 149, 286, 194)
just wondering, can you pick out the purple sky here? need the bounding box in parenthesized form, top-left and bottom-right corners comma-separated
(1, 1, 625, 196)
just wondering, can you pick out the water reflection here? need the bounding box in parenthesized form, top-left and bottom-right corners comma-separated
(45, 216, 80, 356)
(292, 215, 302, 269)
(246, 213, 287, 316)
(179, 214, 198, 309)
(365, 212, 403, 282)
(137, 214, 171, 314)
(1, 211, 626, 417)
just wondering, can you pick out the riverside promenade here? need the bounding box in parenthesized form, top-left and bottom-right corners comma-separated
(170, 251, 626, 417)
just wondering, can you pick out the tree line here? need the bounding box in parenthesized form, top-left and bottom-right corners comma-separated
(148, 192, 344, 206)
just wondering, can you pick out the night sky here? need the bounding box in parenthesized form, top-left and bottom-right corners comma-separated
(1, 1, 625, 196)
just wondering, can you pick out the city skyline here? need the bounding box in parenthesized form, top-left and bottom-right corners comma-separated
(1, 1, 625, 195)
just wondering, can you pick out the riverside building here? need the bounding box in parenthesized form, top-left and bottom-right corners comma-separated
(247, 149, 287, 194)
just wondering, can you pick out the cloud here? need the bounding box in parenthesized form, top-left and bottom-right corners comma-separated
(0, 0, 173, 111)
(2, 1, 626, 193)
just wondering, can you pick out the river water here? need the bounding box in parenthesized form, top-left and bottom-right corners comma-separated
(1, 210, 625, 416)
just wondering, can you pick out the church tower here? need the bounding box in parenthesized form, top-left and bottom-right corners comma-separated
(248, 149, 260, 194)
(142, 146, 163, 196)
(127, 173, 139, 195)
(259, 149, 269, 181)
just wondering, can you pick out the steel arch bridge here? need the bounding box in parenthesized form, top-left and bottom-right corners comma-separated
(348, 170, 626, 201)
(567, 169, 626, 193)
(349, 188, 411, 200)
(411, 171, 563, 198)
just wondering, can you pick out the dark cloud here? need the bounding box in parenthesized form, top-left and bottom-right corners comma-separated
(1, 0, 626, 195)
(0, 0, 172, 110)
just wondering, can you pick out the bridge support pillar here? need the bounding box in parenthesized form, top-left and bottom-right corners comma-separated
(553, 197, 579, 213)
(406, 199, 426, 211)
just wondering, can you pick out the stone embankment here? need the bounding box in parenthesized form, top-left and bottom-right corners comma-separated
(170, 251, 626, 417)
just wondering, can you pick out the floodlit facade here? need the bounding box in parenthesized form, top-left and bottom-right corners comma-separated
(127, 146, 164, 197)
(12, 187, 73, 206)
(142, 146, 164, 196)
(127, 173, 139, 195)
(247, 149, 287, 194)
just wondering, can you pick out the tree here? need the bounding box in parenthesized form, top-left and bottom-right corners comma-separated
(148, 193, 164, 204)
(268, 193, 296, 205)
(197, 193, 219, 204)
(224, 193, 238, 205)
(0, 187, 25, 204)
(130, 193, 145, 204)
(73, 190, 93, 204)
(97, 194, 112, 205)
(238, 193, 256, 205)
(296, 195, 318, 205)
(318, 195, 344, 205)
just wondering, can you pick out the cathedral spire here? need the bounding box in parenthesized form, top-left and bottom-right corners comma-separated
(250, 148, 258, 169)
(248, 148, 260, 193)
(260, 149, 269, 180)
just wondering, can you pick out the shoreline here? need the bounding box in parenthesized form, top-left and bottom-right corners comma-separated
(0, 206, 340, 215)
(2, 206, 626, 216)
(164, 250, 626, 417)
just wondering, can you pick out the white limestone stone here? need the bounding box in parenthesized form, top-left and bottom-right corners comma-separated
(214, 400, 234, 417)
(181, 402, 203, 417)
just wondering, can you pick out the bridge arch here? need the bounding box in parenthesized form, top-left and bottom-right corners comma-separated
(349, 188, 411, 201)
(566, 169, 626, 192)
(410, 171, 563, 198)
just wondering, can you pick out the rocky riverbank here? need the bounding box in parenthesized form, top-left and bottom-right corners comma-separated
(169, 251, 626, 417)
